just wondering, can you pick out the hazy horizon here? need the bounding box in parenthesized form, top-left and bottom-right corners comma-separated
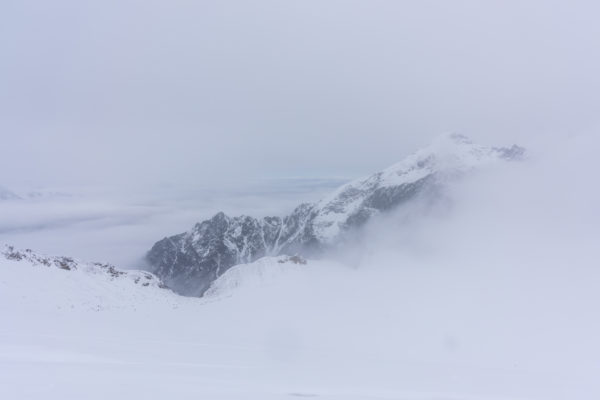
(2, 1, 599, 187)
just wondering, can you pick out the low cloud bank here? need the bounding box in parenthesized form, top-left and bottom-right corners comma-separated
(0, 179, 343, 267)
(308, 131, 600, 397)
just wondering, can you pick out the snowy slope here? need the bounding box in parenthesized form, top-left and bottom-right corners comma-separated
(204, 255, 338, 297)
(2, 244, 598, 400)
(0, 245, 176, 311)
(308, 133, 524, 242)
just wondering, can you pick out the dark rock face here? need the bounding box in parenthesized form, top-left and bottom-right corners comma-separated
(146, 206, 318, 297)
(146, 134, 525, 296)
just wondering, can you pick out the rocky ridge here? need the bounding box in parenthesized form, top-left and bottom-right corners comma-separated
(2, 245, 167, 289)
(146, 133, 525, 296)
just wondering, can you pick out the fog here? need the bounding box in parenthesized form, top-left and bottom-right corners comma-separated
(235, 130, 600, 398)
(0, 178, 343, 266)
(355, 131, 600, 269)
(2, 0, 600, 186)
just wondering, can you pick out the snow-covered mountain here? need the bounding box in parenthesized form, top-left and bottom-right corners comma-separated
(204, 255, 312, 297)
(146, 133, 525, 296)
(1, 245, 171, 311)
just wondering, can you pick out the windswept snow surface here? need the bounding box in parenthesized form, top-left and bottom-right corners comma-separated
(2, 245, 599, 400)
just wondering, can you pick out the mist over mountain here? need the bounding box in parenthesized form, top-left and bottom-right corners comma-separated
(146, 134, 525, 296)
(2, 130, 599, 399)
(2, 131, 600, 400)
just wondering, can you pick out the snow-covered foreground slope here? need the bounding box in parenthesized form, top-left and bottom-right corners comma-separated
(2, 244, 599, 400)
(0, 245, 172, 312)
(205, 255, 316, 297)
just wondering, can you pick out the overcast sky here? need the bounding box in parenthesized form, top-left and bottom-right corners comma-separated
(1, 0, 599, 187)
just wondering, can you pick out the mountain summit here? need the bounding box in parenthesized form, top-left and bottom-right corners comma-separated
(146, 134, 525, 296)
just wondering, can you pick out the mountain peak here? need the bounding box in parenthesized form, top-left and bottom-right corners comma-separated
(372, 133, 521, 193)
